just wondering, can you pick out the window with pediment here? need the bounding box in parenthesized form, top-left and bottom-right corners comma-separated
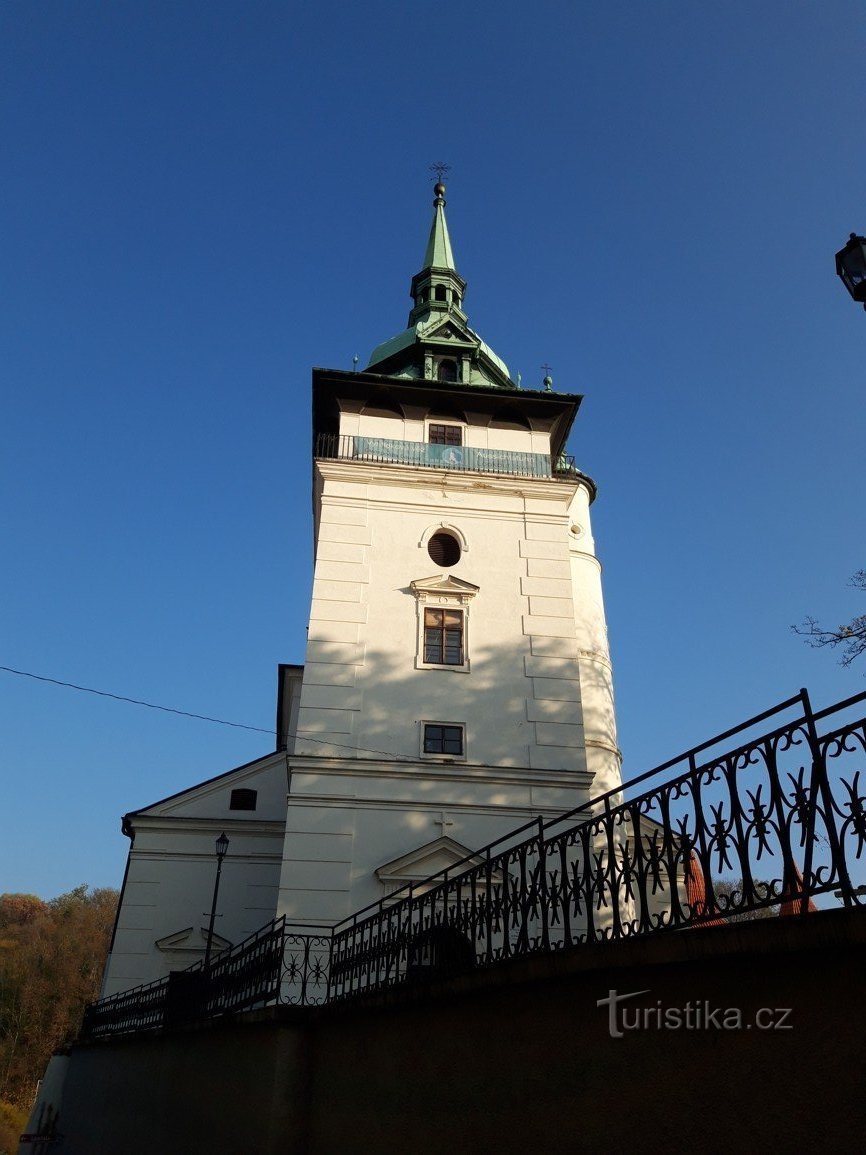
(411, 572, 479, 674)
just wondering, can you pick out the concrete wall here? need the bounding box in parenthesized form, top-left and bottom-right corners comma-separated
(48, 908, 866, 1155)
(45, 1016, 307, 1155)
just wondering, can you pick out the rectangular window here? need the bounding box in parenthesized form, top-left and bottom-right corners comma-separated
(424, 608, 464, 665)
(230, 788, 257, 811)
(423, 724, 464, 756)
(428, 424, 462, 446)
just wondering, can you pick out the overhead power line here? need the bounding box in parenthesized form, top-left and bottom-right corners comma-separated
(0, 664, 415, 763)
(0, 664, 274, 733)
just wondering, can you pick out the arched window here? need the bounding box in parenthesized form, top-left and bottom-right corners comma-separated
(434, 285, 447, 302)
(437, 359, 458, 383)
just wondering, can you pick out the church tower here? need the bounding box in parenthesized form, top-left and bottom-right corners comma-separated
(278, 182, 620, 923)
(99, 183, 623, 999)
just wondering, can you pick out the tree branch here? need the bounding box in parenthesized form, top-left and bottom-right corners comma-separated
(792, 571, 866, 668)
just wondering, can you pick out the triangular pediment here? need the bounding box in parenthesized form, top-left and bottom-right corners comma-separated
(376, 836, 484, 885)
(376, 840, 505, 900)
(125, 750, 286, 826)
(154, 926, 232, 955)
(422, 317, 477, 347)
(410, 574, 480, 600)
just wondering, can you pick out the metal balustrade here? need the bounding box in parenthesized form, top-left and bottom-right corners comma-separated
(314, 432, 579, 480)
(81, 686, 866, 1039)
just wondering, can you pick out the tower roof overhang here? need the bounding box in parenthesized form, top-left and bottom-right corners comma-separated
(311, 368, 583, 460)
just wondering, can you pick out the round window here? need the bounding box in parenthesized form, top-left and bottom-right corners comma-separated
(428, 531, 461, 567)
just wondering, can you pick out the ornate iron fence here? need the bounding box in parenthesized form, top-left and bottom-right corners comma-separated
(80, 919, 332, 1040)
(81, 687, 866, 1038)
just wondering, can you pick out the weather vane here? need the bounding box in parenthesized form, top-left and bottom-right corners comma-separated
(430, 161, 451, 184)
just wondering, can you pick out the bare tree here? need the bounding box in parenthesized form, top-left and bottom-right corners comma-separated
(792, 570, 866, 668)
(712, 878, 778, 921)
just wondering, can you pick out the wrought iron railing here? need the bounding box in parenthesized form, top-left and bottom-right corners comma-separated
(81, 972, 169, 1040)
(81, 687, 866, 1038)
(314, 432, 579, 480)
(81, 919, 333, 1040)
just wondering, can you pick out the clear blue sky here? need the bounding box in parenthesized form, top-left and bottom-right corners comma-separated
(2, 2, 865, 898)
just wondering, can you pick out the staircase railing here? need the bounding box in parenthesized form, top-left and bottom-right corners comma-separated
(81, 686, 866, 1039)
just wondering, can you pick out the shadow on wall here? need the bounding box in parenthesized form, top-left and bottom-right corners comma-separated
(291, 631, 597, 776)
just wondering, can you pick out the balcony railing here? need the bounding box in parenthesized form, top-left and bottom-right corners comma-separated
(314, 432, 577, 479)
(80, 686, 866, 1039)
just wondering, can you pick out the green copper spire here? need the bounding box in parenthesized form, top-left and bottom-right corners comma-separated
(365, 180, 515, 389)
(422, 182, 456, 270)
(407, 181, 467, 328)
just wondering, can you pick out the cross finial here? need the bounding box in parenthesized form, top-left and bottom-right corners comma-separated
(430, 161, 451, 184)
(541, 363, 554, 391)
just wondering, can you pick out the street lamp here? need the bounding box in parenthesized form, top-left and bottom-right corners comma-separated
(834, 232, 866, 308)
(204, 831, 229, 971)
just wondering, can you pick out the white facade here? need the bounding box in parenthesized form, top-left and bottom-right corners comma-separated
(101, 753, 289, 996)
(277, 373, 620, 925)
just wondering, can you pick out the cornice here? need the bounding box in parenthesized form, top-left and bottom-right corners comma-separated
(285, 795, 587, 819)
(132, 848, 284, 863)
(286, 754, 593, 791)
(322, 491, 574, 524)
(315, 457, 588, 499)
(127, 816, 286, 836)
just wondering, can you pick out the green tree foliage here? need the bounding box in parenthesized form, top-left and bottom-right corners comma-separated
(0, 1099, 28, 1155)
(793, 570, 866, 668)
(0, 886, 118, 1113)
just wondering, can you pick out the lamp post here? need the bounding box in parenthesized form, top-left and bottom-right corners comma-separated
(204, 831, 229, 971)
(834, 232, 866, 308)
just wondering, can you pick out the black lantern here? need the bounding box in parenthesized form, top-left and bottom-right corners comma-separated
(835, 233, 866, 306)
(204, 832, 230, 970)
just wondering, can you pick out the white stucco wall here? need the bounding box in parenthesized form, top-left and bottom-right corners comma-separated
(278, 758, 593, 924)
(567, 483, 621, 801)
(298, 461, 593, 769)
(102, 752, 288, 995)
(278, 401, 621, 924)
